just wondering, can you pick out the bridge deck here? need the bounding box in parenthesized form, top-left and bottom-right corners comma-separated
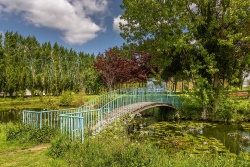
(92, 102, 175, 132)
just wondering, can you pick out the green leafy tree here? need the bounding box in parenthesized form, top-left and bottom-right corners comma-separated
(0, 33, 4, 94)
(78, 52, 100, 94)
(0, 31, 101, 97)
(120, 0, 250, 112)
(40, 42, 53, 94)
(51, 43, 61, 95)
(25, 36, 41, 96)
(3, 31, 22, 96)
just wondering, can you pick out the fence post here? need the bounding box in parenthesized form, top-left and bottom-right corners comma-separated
(81, 117, 85, 143)
(98, 108, 102, 132)
(40, 112, 43, 129)
(22, 110, 25, 125)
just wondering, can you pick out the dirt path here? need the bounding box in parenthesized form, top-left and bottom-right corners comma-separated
(25, 143, 50, 151)
(0, 143, 50, 156)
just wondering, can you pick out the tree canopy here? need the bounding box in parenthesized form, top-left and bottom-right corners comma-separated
(95, 47, 158, 90)
(120, 0, 250, 111)
(0, 31, 99, 96)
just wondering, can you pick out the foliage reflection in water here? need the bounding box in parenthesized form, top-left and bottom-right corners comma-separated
(0, 109, 22, 123)
(128, 115, 250, 155)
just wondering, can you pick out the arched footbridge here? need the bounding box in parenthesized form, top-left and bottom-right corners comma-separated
(23, 87, 182, 142)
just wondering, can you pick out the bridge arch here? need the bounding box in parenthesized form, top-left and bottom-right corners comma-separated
(96, 102, 177, 132)
(130, 102, 177, 114)
(23, 87, 182, 142)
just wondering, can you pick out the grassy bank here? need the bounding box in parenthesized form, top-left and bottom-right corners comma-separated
(0, 123, 65, 167)
(0, 149, 65, 167)
(1, 120, 250, 167)
(0, 93, 98, 111)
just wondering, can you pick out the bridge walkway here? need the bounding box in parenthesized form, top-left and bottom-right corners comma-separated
(92, 102, 175, 132)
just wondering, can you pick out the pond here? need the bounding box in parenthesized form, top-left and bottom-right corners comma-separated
(128, 115, 250, 155)
(0, 109, 22, 123)
(0, 107, 61, 123)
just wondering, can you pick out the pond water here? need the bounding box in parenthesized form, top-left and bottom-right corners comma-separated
(0, 108, 50, 123)
(128, 116, 250, 155)
(0, 109, 22, 123)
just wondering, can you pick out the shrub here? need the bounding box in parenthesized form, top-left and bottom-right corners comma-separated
(60, 91, 74, 106)
(5, 122, 29, 141)
(48, 135, 73, 158)
(211, 95, 250, 122)
(181, 94, 203, 120)
(5, 122, 59, 143)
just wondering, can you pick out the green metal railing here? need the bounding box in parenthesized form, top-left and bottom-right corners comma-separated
(22, 108, 79, 128)
(22, 87, 182, 142)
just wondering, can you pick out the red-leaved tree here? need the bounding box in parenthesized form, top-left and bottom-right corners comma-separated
(95, 47, 158, 90)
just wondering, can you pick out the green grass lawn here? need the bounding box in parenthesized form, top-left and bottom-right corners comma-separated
(0, 96, 48, 110)
(0, 123, 65, 167)
(0, 94, 99, 111)
(0, 147, 65, 167)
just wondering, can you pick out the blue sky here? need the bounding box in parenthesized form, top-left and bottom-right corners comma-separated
(0, 0, 126, 55)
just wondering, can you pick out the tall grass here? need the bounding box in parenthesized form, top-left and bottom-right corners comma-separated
(1, 120, 250, 167)
(48, 118, 250, 167)
(1, 122, 59, 146)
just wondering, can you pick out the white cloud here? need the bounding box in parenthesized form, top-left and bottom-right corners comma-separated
(0, 0, 109, 45)
(113, 15, 127, 34)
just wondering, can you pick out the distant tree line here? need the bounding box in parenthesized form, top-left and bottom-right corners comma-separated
(0, 31, 99, 96)
(0, 32, 160, 97)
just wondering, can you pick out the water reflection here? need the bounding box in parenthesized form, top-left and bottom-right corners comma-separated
(0, 109, 22, 123)
(128, 117, 250, 154)
(199, 124, 250, 154)
(238, 132, 250, 152)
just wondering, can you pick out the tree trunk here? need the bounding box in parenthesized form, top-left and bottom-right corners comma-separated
(212, 73, 220, 111)
(174, 81, 177, 92)
(213, 73, 220, 91)
(181, 80, 184, 92)
(202, 107, 207, 120)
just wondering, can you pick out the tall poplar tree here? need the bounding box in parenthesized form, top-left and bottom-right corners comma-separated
(3, 32, 21, 96)
(25, 36, 41, 95)
(0, 33, 4, 94)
